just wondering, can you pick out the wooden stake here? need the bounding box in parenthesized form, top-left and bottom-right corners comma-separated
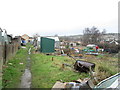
(52, 57, 54, 61)
(62, 64, 64, 69)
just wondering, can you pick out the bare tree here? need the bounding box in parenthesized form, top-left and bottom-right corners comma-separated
(101, 29, 106, 35)
(82, 28, 91, 44)
(82, 26, 101, 45)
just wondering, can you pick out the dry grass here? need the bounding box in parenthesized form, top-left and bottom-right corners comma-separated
(82, 54, 118, 84)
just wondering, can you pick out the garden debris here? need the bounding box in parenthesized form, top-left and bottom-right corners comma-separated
(61, 63, 73, 69)
(67, 54, 76, 60)
(67, 54, 95, 73)
(52, 78, 94, 89)
(52, 81, 65, 89)
(74, 60, 95, 73)
(63, 63, 72, 67)
(85, 52, 99, 56)
(2, 65, 8, 68)
(19, 63, 24, 65)
(61, 50, 65, 54)
(61, 54, 67, 56)
(21, 47, 26, 49)
(70, 54, 83, 59)
(8, 63, 13, 65)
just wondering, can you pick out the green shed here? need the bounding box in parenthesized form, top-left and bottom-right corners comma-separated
(40, 37, 55, 53)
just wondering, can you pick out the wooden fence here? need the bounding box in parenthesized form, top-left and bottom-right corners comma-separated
(0, 41, 20, 64)
(0, 30, 21, 64)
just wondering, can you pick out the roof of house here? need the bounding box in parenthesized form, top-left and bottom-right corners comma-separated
(110, 40, 119, 45)
(7, 35, 12, 38)
(87, 44, 96, 47)
(21, 34, 29, 37)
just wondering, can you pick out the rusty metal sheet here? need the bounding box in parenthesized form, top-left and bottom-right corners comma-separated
(74, 60, 95, 73)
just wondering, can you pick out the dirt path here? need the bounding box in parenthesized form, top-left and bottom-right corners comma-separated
(20, 48, 32, 88)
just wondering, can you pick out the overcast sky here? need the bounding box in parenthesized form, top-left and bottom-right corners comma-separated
(0, 0, 119, 36)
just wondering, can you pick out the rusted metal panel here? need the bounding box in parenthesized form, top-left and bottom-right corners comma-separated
(74, 60, 95, 73)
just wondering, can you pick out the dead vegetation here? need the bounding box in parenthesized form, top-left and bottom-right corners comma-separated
(83, 54, 118, 84)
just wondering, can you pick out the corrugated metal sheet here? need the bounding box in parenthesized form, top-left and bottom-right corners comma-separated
(40, 37, 55, 53)
(95, 73, 120, 89)
(2, 30, 9, 44)
(7, 36, 11, 43)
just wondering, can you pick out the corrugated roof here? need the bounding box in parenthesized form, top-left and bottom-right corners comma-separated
(46, 37, 59, 41)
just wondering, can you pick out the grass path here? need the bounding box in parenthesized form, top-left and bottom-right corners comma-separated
(2, 45, 30, 88)
(20, 48, 32, 88)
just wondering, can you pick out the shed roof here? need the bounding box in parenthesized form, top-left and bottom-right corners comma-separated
(87, 44, 96, 47)
(46, 37, 59, 41)
(110, 40, 119, 45)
